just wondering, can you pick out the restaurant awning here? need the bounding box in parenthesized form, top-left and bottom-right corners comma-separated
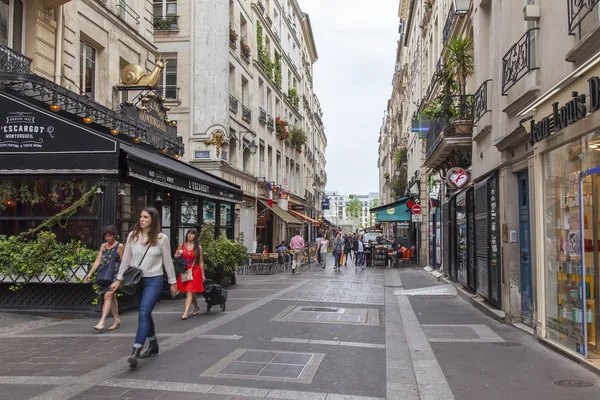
(370, 197, 411, 222)
(121, 143, 243, 203)
(258, 200, 303, 225)
(288, 209, 321, 226)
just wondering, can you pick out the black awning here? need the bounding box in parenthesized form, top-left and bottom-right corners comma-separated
(121, 143, 242, 203)
(0, 91, 118, 174)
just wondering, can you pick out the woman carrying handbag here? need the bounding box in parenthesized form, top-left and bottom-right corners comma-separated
(84, 225, 124, 331)
(111, 207, 177, 368)
(175, 228, 205, 320)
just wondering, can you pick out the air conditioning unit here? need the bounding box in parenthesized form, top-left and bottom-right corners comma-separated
(523, 4, 540, 21)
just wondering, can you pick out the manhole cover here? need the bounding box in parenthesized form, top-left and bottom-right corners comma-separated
(300, 307, 340, 312)
(491, 342, 522, 347)
(553, 380, 595, 388)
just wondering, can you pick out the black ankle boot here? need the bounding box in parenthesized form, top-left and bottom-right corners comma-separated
(128, 347, 142, 367)
(140, 339, 159, 359)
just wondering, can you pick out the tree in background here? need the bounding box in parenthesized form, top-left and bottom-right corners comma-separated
(346, 195, 364, 218)
(369, 198, 379, 227)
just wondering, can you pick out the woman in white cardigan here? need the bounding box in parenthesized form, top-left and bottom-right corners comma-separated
(111, 207, 177, 367)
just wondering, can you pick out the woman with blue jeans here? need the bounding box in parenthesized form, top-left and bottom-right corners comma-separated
(332, 233, 343, 272)
(112, 207, 177, 368)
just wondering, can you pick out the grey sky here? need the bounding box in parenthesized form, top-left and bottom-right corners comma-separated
(301, 0, 399, 195)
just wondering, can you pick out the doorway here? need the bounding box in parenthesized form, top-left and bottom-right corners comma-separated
(518, 171, 533, 327)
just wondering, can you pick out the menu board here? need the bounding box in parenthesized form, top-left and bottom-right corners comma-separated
(372, 246, 388, 268)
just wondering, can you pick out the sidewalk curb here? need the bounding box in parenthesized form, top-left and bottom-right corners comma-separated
(422, 266, 507, 324)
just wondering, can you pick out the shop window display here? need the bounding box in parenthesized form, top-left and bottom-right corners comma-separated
(544, 136, 599, 358)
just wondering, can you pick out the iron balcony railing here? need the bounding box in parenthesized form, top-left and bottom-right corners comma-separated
(274, 28, 280, 42)
(257, 0, 265, 13)
(442, 4, 456, 44)
(266, 15, 273, 26)
(117, 0, 140, 24)
(229, 95, 239, 114)
(473, 80, 492, 124)
(157, 85, 179, 101)
(0, 44, 32, 73)
(259, 107, 267, 124)
(425, 95, 474, 160)
(568, 0, 600, 36)
(153, 15, 179, 31)
(242, 105, 251, 123)
(501, 28, 539, 95)
(267, 114, 274, 130)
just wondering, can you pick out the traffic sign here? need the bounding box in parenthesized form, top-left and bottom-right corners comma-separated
(412, 214, 422, 222)
(412, 204, 421, 214)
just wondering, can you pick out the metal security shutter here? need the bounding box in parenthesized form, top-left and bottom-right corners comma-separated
(475, 180, 489, 299)
(442, 202, 450, 275)
(488, 174, 501, 307)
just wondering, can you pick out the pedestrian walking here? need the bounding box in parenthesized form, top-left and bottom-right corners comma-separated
(111, 207, 177, 368)
(332, 233, 343, 271)
(175, 228, 205, 320)
(85, 225, 124, 332)
(356, 235, 365, 270)
(343, 235, 352, 266)
(352, 234, 359, 264)
(320, 236, 329, 268)
(290, 229, 305, 275)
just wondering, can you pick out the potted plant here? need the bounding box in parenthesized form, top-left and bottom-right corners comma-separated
(445, 35, 475, 135)
(240, 37, 251, 59)
(229, 28, 238, 46)
(383, 172, 390, 180)
(288, 125, 307, 149)
(200, 223, 247, 286)
(275, 117, 289, 140)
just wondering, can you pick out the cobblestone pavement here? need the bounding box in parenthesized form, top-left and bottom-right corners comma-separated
(0, 259, 599, 399)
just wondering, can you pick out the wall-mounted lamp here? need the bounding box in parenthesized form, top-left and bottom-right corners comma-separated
(118, 188, 126, 196)
(155, 194, 163, 202)
(240, 131, 258, 155)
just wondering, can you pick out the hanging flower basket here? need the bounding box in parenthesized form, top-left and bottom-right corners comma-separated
(275, 117, 289, 140)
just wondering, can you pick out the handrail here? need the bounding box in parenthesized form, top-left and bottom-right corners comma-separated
(501, 28, 539, 95)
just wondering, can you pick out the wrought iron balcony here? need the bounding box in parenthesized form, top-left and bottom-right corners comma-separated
(259, 107, 267, 124)
(257, 0, 265, 13)
(0, 45, 31, 73)
(424, 95, 474, 165)
(117, 0, 140, 24)
(568, 0, 600, 35)
(473, 80, 492, 124)
(266, 15, 273, 26)
(442, 4, 456, 44)
(242, 105, 251, 123)
(274, 28, 280, 42)
(502, 28, 538, 95)
(157, 85, 180, 102)
(153, 15, 179, 31)
(229, 95, 239, 114)
(267, 114, 274, 130)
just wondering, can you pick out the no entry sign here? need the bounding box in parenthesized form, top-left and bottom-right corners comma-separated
(412, 204, 421, 214)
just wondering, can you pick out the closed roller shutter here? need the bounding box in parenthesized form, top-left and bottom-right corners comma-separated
(475, 179, 489, 299)
(442, 202, 450, 275)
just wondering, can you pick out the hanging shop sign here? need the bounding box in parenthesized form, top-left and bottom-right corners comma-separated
(291, 204, 305, 211)
(120, 96, 178, 140)
(321, 198, 330, 210)
(446, 167, 470, 189)
(528, 77, 600, 145)
(0, 93, 116, 154)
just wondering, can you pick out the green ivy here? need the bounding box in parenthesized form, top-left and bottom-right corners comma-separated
(256, 21, 263, 57)
(0, 232, 98, 290)
(274, 52, 282, 88)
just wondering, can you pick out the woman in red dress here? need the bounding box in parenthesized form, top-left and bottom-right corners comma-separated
(175, 228, 205, 320)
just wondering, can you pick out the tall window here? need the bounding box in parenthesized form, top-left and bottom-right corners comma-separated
(0, 0, 23, 52)
(153, 0, 177, 17)
(80, 41, 96, 99)
(268, 146, 273, 181)
(159, 56, 177, 100)
(266, 88, 272, 114)
(241, 75, 249, 105)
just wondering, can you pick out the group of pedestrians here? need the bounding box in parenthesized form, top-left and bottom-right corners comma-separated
(315, 231, 366, 271)
(84, 207, 206, 368)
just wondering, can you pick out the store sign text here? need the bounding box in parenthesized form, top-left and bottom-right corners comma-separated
(0, 112, 55, 149)
(529, 76, 600, 145)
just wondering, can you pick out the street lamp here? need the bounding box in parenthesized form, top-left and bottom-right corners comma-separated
(394, 167, 402, 177)
(240, 131, 258, 155)
(453, 0, 471, 15)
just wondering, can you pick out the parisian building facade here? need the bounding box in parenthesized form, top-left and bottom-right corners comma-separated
(153, 0, 328, 252)
(381, 0, 600, 367)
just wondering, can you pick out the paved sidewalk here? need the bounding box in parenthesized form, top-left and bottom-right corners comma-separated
(0, 258, 598, 399)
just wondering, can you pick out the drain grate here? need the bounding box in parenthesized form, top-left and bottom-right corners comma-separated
(300, 307, 340, 312)
(491, 342, 522, 347)
(553, 380, 595, 388)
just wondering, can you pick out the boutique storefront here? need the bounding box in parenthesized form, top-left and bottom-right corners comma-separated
(528, 67, 600, 361)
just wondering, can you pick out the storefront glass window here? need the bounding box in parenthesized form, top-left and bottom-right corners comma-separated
(181, 197, 199, 225)
(161, 191, 173, 239)
(457, 192, 467, 284)
(544, 140, 586, 354)
(219, 203, 233, 239)
(117, 183, 147, 238)
(203, 200, 216, 224)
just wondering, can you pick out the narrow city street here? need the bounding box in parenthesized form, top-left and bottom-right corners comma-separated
(0, 259, 599, 400)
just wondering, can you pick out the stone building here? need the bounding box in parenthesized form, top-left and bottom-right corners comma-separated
(153, 0, 327, 251)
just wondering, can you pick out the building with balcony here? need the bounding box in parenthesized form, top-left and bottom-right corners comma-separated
(389, 0, 600, 370)
(323, 191, 379, 232)
(0, 0, 243, 309)
(153, 0, 327, 252)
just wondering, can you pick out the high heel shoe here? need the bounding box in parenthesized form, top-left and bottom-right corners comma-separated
(181, 313, 189, 320)
(192, 308, 199, 316)
(108, 319, 121, 331)
(94, 323, 105, 332)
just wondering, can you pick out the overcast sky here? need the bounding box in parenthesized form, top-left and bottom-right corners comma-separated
(300, 0, 399, 197)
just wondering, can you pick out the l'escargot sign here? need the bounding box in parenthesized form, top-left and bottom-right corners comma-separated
(446, 167, 469, 189)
